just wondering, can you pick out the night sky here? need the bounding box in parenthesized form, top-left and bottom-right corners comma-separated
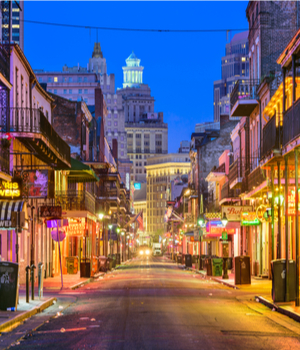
(24, 1, 248, 152)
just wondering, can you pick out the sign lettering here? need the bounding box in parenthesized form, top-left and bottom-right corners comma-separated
(0, 179, 22, 199)
(222, 206, 252, 221)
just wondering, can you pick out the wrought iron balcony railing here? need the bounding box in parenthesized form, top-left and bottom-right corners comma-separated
(261, 114, 281, 160)
(221, 181, 235, 200)
(0, 107, 70, 164)
(283, 98, 300, 149)
(230, 79, 260, 110)
(0, 44, 10, 82)
(55, 190, 95, 214)
(247, 166, 266, 192)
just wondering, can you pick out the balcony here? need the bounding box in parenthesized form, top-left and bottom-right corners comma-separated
(55, 190, 95, 214)
(220, 181, 239, 203)
(261, 114, 281, 160)
(230, 79, 260, 117)
(206, 163, 226, 182)
(247, 166, 267, 193)
(283, 98, 300, 149)
(229, 158, 245, 189)
(98, 185, 119, 201)
(0, 107, 71, 168)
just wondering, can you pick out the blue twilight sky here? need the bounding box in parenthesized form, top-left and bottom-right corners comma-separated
(24, 1, 249, 153)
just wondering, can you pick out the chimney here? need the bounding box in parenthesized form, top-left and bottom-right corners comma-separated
(112, 139, 118, 161)
(95, 87, 103, 120)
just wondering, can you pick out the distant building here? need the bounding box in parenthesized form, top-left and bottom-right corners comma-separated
(213, 31, 249, 122)
(178, 140, 190, 153)
(117, 52, 168, 183)
(195, 121, 220, 133)
(133, 183, 148, 243)
(0, 1, 24, 50)
(145, 153, 190, 235)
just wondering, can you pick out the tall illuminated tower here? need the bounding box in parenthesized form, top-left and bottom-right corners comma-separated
(122, 52, 144, 88)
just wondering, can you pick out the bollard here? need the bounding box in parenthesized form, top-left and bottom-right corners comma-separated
(30, 264, 36, 300)
(25, 265, 30, 303)
(38, 262, 44, 299)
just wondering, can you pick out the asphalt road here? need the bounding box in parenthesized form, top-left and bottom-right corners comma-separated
(3, 256, 300, 350)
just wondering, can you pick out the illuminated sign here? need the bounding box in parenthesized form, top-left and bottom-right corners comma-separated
(206, 220, 235, 235)
(134, 183, 141, 190)
(287, 187, 300, 215)
(40, 206, 62, 218)
(222, 205, 252, 221)
(0, 179, 22, 199)
(65, 218, 86, 236)
(241, 212, 260, 226)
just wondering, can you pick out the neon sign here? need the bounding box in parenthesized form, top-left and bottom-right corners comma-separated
(241, 212, 260, 226)
(0, 180, 22, 199)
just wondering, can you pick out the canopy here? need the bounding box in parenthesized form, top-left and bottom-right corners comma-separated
(66, 158, 99, 183)
(0, 200, 27, 230)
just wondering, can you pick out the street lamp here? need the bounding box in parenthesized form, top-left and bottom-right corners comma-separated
(221, 212, 228, 228)
(197, 215, 205, 228)
(99, 212, 104, 220)
(98, 212, 104, 256)
(221, 213, 229, 280)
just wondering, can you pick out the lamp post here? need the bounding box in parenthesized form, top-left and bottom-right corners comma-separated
(221, 212, 229, 279)
(108, 224, 113, 256)
(121, 230, 125, 261)
(98, 213, 104, 256)
(197, 214, 206, 270)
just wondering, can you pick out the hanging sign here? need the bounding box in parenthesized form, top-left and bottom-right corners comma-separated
(241, 212, 261, 226)
(222, 231, 228, 240)
(40, 206, 62, 218)
(64, 218, 86, 236)
(222, 206, 252, 221)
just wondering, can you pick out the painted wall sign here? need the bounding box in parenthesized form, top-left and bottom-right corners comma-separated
(65, 218, 86, 236)
(241, 212, 261, 226)
(222, 206, 252, 221)
(0, 179, 22, 199)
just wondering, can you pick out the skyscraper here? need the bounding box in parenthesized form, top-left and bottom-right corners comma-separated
(0, 1, 24, 50)
(213, 31, 249, 122)
(117, 52, 168, 183)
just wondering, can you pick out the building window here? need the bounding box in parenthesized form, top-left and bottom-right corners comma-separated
(114, 99, 117, 104)
(84, 77, 87, 82)
(108, 114, 111, 118)
(107, 85, 110, 90)
(63, 89, 67, 94)
(108, 121, 111, 126)
(68, 77, 72, 83)
(121, 144, 124, 148)
(121, 151, 124, 156)
(54, 89, 57, 94)
(114, 122, 118, 127)
(84, 89, 88, 94)
(114, 113, 118, 118)
(48, 89, 52, 93)
(120, 136, 124, 141)
(47, 77, 51, 83)
(78, 77, 82, 82)
(38, 77, 43, 83)
(69, 89, 72, 94)
(79, 89, 82, 94)
(107, 99, 111, 103)
(128, 134, 133, 138)
(84, 98, 88, 103)
(54, 77, 58, 82)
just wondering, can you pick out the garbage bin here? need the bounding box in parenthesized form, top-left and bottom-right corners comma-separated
(212, 258, 223, 276)
(271, 259, 296, 302)
(177, 255, 182, 264)
(234, 256, 251, 285)
(107, 257, 114, 271)
(116, 253, 121, 265)
(185, 254, 192, 267)
(98, 256, 108, 272)
(66, 256, 78, 274)
(200, 255, 207, 271)
(80, 259, 91, 278)
(0, 262, 19, 311)
(205, 257, 212, 276)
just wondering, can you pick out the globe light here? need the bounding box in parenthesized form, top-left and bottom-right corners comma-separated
(98, 213, 104, 220)
(221, 213, 228, 228)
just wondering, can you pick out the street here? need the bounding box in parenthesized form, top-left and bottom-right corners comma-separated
(2, 257, 300, 350)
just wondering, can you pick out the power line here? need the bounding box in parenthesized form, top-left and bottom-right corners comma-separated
(21, 19, 249, 33)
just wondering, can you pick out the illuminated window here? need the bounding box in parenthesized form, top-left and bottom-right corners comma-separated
(54, 77, 58, 82)
(241, 57, 246, 62)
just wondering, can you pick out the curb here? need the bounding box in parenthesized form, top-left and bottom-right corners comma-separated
(70, 279, 91, 290)
(186, 267, 239, 290)
(256, 296, 300, 323)
(0, 297, 56, 334)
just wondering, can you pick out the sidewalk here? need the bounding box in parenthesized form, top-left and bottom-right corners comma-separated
(185, 265, 300, 323)
(0, 296, 56, 333)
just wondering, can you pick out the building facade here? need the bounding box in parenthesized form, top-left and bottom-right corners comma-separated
(117, 52, 168, 183)
(146, 153, 190, 236)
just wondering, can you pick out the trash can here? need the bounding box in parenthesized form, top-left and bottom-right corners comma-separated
(234, 256, 251, 285)
(271, 259, 296, 302)
(192, 255, 199, 264)
(185, 254, 192, 267)
(66, 256, 78, 274)
(0, 262, 19, 311)
(212, 258, 223, 276)
(200, 255, 207, 271)
(115, 253, 121, 265)
(177, 255, 182, 264)
(98, 256, 108, 272)
(80, 259, 91, 278)
(205, 257, 212, 276)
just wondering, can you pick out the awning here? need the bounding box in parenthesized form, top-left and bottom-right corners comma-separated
(0, 200, 27, 230)
(65, 158, 99, 183)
